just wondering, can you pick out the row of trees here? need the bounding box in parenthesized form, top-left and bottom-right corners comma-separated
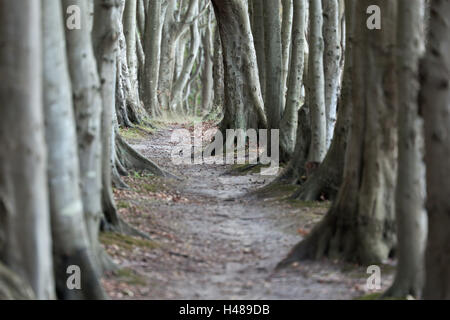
(0, 0, 181, 299)
(0, 0, 449, 300)
(212, 0, 449, 299)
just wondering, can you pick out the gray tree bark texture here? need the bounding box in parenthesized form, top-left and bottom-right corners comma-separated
(249, 0, 266, 102)
(122, 0, 141, 113)
(93, 0, 124, 234)
(63, 0, 107, 272)
(212, 26, 224, 111)
(422, 0, 450, 300)
(263, 0, 283, 130)
(171, 2, 202, 111)
(43, 0, 107, 300)
(292, 0, 354, 201)
(322, 0, 341, 149)
(279, 0, 307, 162)
(201, 9, 214, 113)
(212, 0, 268, 132)
(281, 0, 293, 110)
(0, 0, 55, 299)
(307, 0, 327, 162)
(279, 0, 398, 266)
(142, 0, 163, 115)
(384, 0, 427, 299)
(158, 0, 201, 111)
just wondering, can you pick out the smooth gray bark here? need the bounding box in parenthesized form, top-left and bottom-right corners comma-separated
(280, 0, 398, 266)
(63, 0, 105, 272)
(292, 0, 353, 201)
(279, 0, 307, 162)
(384, 0, 427, 299)
(263, 0, 283, 130)
(43, 0, 106, 299)
(142, 0, 163, 115)
(307, 0, 327, 162)
(322, 0, 341, 148)
(422, 0, 450, 300)
(212, 0, 268, 131)
(0, 0, 55, 299)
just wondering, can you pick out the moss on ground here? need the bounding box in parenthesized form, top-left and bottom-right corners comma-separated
(285, 199, 331, 209)
(116, 200, 131, 209)
(255, 182, 299, 199)
(100, 232, 159, 251)
(114, 268, 147, 286)
(355, 292, 383, 300)
(119, 125, 155, 140)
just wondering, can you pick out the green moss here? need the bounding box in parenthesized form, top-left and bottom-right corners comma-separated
(100, 232, 159, 251)
(255, 182, 299, 199)
(116, 201, 131, 210)
(142, 183, 159, 193)
(355, 292, 405, 300)
(119, 125, 155, 141)
(228, 163, 271, 175)
(114, 268, 147, 286)
(355, 293, 383, 300)
(286, 199, 331, 209)
(131, 170, 154, 179)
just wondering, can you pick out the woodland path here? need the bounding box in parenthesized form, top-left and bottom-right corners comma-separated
(103, 122, 389, 299)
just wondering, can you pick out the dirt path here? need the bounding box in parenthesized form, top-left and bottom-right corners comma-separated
(103, 123, 392, 299)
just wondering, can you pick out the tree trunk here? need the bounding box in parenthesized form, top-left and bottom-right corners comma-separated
(383, 0, 427, 299)
(422, 0, 450, 300)
(212, 26, 224, 111)
(292, 0, 354, 201)
(322, 0, 341, 148)
(212, 0, 268, 132)
(280, 0, 398, 266)
(201, 9, 214, 113)
(63, 0, 107, 272)
(158, 0, 200, 111)
(142, 0, 163, 115)
(263, 0, 283, 130)
(279, 0, 307, 162)
(307, 0, 327, 162)
(123, 0, 141, 113)
(43, 0, 106, 299)
(249, 0, 266, 102)
(281, 0, 293, 110)
(0, 0, 55, 299)
(171, 4, 202, 111)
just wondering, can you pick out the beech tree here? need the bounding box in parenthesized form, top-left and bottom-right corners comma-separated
(384, 0, 427, 299)
(280, 0, 398, 266)
(1, 0, 450, 302)
(422, 0, 450, 300)
(0, 0, 55, 300)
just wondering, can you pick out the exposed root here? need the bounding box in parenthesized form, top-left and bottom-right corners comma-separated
(102, 217, 151, 240)
(290, 162, 341, 202)
(0, 263, 35, 299)
(116, 134, 179, 180)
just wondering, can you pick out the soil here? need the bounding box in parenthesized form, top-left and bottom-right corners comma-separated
(102, 122, 393, 300)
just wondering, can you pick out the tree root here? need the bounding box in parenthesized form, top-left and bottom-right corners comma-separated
(102, 217, 151, 240)
(116, 134, 179, 180)
(0, 263, 35, 299)
(290, 170, 339, 201)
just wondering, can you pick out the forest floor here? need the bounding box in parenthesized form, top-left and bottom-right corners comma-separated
(102, 120, 394, 300)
